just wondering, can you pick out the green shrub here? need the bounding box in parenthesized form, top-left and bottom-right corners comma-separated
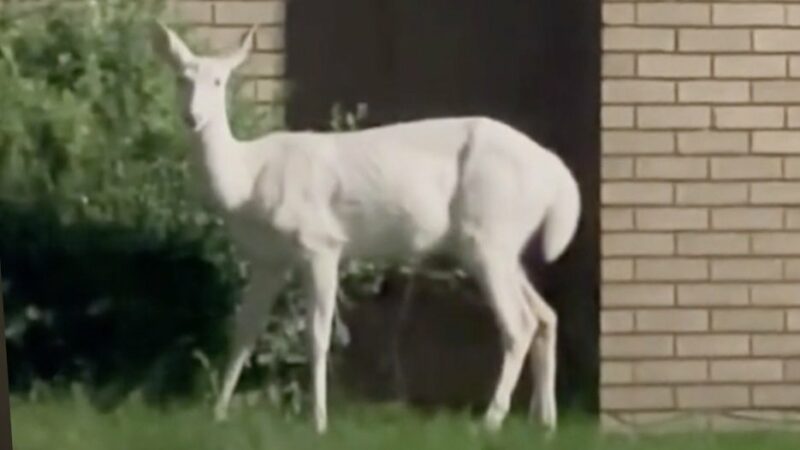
(0, 0, 289, 409)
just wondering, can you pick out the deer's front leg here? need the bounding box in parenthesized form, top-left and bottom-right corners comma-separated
(215, 263, 285, 421)
(303, 247, 341, 434)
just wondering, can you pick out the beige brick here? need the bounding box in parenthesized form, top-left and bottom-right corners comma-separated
(677, 284, 749, 307)
(603, 3, 635, 25)
(677, 232, 749, 256)
(636, 258, 708, 281)
(714, 55, 787, 79)
(603, 259, 634, 281)
(753, 233, 800, 255)
(214, 1, 285, 25)
(603, 131, 675, 154)
(604, 28, 675, 51)
(710, 157, 782, 180)
(634, 360, 708, 383)
(753, 386, 800, 408)
(679, 81, 749, 104)
(678, 131, 749, 155)
(786, 360, 800, 380)
(711, 360, 783, 382)
(754, 81, 800, 103)
(788, 108, 800, 128)
(189, 26, 284, 52)
(773, 159, 800, 179)
(790, 6, 800, 26)
(602, 208, 634, 231)
(638, 106, 710, 130)
(636, 207, 709, 231)
(712, 208, 783, 230)
(636, 157, 707, 180)
(638, 55, 710, 78)
(602, 157, 634, 179)
(603, 182, 673, 205)
(638, 3, 709, 25)
(254, 26, 284, 51)
(601, 362, 633, 385)
(238, 53, 284, 77)
(753, 132, 800, 154)
(679, 29, 751, 52)
(755, 30, 800, 52)
(712, 258, 783, 281)
(602, 335, 674, 358)
(603, 233, 674, 256)
(788, 310, 800, 331)
(789, 57, 800, 79)
(602, 106, 634, 128)
(752, 335, 800, 356)
(170, 1, 213, 23)
(603, 81, 675, 104)
(751, 182, 800, 204)
(676, 183, 747, 206)
(636, 309, 709, 332)
(787, 209, 800, 228)
(712, 309, 785, 332)
(784, 260, 800, 280)
(603, 54, 635, 77)
(751, 284, 800, 306)
(677, 334, 750, 357)
(254, 79, 284, 102)
(602, 387, 674, 411)
(602, 283, 675, 307)
(715, 107, 784, 130)
(601, 310, 634, 333)
(677, 386, 750, 409)
(712, 4, 785, 26)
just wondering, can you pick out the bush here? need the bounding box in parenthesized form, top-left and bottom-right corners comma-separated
(0, 0, 289, 409)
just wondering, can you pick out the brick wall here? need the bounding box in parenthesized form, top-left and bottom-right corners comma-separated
(602, 1, 800, 431)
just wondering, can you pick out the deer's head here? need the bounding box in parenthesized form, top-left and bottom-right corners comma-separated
(153, 22, 257, 132)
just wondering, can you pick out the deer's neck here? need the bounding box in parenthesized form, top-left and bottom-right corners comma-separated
(190, 111, 253, 212)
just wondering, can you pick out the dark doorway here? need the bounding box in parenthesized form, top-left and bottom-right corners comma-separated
(285, 0, 600, 414)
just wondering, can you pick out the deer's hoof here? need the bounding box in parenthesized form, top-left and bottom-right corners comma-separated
(213, 406, 229, 423)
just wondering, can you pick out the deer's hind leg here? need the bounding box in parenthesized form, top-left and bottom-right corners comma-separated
(460, 237, 538, 431)
(518, 268, 558, 430)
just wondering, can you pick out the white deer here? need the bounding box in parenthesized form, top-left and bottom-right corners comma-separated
(153, 22, 581, 434)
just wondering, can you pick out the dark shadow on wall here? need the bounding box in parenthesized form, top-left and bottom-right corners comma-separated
(285, 0, 600, 414)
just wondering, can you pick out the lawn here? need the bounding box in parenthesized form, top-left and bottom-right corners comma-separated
(9, 393, 800, 450)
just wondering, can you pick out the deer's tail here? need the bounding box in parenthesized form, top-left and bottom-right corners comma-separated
(540, 165, 581, 263)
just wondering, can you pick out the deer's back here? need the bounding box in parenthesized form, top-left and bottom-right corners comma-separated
(239, 117, 562, 262)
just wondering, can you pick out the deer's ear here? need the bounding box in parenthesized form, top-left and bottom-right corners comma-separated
(225, 23, 259, 69)
(152, 20, 195, 68)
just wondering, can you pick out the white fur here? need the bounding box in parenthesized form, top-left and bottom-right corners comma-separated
(153, 22, 581, 433)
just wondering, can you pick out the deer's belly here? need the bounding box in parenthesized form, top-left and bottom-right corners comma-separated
(334, 199, 453, 260)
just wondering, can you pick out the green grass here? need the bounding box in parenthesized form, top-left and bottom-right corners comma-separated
(9, 393, 800, 450)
